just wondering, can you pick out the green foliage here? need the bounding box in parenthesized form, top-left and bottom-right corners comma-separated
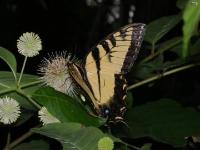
(191, 38, 200, 55)
(140, 144, 152, 150)
(0, 0, 200, 149)
(33, 87, 105, 127)
(13, 140, 49, 150)
(144, 15, 181, 46)
(0, 47, 17, 80)
(32, 123, 112, 150)
(0, 71, 41, 110)
(182, 0, 200, 57)
(127, 99, 200, 146)
(176, 0, 188, 9)
(126, 92, 134, 109)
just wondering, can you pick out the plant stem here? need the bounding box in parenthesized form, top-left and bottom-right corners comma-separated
(0, 80, 42, 95)
(119, 140, 140, 150)
(151, 42, 155, 55)
(16, 89, 41, 109)
(9, 130, 33, 149)
(141, 38, 182, 63)
(9, 125, 40, 149)
(0, 83, 10, 88)
(17, 56, 28, 87)
(124, 143, 140, 150)
(20, 80, 43, 89)
(127, 63, 200, 91)
(4, 131, 11, 150)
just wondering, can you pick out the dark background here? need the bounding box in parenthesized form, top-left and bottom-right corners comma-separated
(0, 0, 179, 73)
(1, 1, 200, 149)
(0, 0, 199, 106)
(1, 0, 198, 115)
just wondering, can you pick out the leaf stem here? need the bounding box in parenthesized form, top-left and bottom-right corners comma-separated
(123, 142, 140, 150)
(17, 56, 28, 87)
(151, 42, 155, 55)
(9, 129, 34, 149)
(0, 88, 15, 95)
(20, 80, 43, 89)
(119, 140, 140, 150)
(0, 83, 10, 88)
(4, 130, 11, 150)
(141, 38, 182, 63)
(16, 89, 41, 109)
(0, 80, 42, 95)
(127, 63, 200, 91)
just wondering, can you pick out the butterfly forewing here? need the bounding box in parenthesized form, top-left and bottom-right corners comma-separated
(82, 23, 145, 119)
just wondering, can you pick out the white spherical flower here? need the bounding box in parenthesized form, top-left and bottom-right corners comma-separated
(17, 32, 42, 57)
(0, 96, 21, 124)
(38, 107, 60, 125)
(38, 52, 78, 96)
(98, 137, 114, 150)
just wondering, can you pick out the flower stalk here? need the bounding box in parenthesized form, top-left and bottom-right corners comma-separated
(17, 56, 27, 87)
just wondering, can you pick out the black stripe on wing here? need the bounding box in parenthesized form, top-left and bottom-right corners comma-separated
(86, 23, 146, 74)
(110, 35, 116, 47)
(91, 47, 101, 97)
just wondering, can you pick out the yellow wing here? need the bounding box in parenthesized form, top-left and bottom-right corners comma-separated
(84, 23, 145, 108)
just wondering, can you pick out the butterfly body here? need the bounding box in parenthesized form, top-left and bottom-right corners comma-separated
(68, 23, 146, 122)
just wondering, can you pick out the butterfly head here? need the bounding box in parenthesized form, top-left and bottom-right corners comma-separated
(99, 103, 126, 123)
(100, 106, 111, 118)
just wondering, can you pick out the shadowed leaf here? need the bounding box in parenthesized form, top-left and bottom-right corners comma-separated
(126, 99, 200, 146)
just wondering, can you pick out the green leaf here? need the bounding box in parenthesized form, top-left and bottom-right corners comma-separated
(13, 140, 49, 150)
(157, 37, 182, 55)
(126, 92, 134, 109)
(144, 15, 181, 45)
(169, 43, 183, 58)
(0, 47, 17, 80)
(32, 123, 107, 150)
(126, 99, 200, 146)
(33, 87, 105, 127)
(191, 38, 200, 55)
(0, 71, 41, 110)
(176, 0, 189, 9)
(182, 0, 200, 58)
(140, 143, 152, 150)
(134, 55, 164, 80)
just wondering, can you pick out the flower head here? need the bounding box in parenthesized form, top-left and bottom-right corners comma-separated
(0, 96, 21, 124)
(38, 52, 77, 96)
(98, 137, 114, 150)
(38, 107, 60, 125)
(17, 32, 42, 57)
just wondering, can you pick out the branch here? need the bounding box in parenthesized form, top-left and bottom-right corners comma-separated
(127, 63, 200, 91)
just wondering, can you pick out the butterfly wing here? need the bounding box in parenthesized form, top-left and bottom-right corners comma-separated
(83, 23, 146, 117)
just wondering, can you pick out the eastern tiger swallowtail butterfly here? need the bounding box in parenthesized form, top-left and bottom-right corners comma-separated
(67, 23, 145, 122)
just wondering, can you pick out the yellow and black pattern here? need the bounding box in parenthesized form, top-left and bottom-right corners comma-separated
(79, 23, 146, 120)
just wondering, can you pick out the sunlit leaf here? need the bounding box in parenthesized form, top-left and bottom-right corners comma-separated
(0, 71, 41, 110)
(32, 123, 107, 150)
(182, 0, 200, 58)
(0, 47, 17, 80)
(33, 87, 105, 127)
